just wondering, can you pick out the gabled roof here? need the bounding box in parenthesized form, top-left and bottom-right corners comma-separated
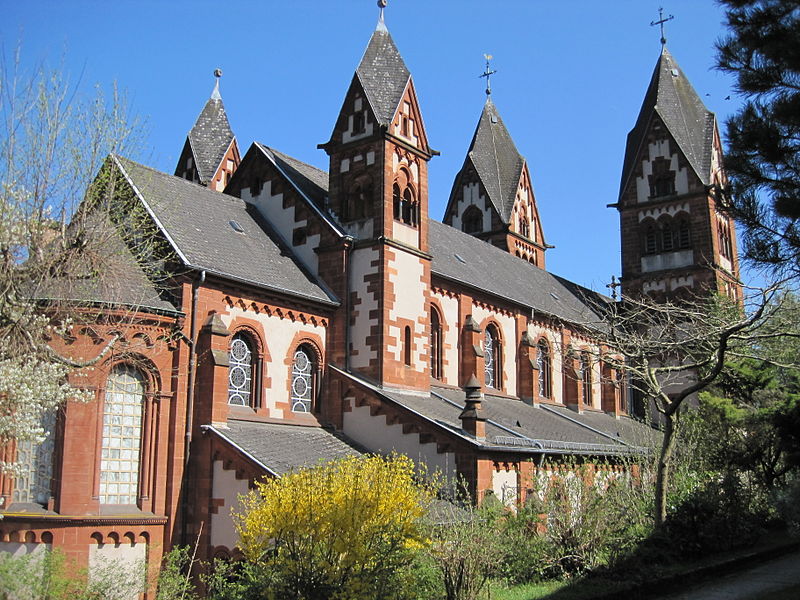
(459, 98, 526, 223)
(184, 83, 236, 185)
(355, 19, 411, 126)
(429, 219, 609, 324)
(114, 156, 338, 306)
(205, 420, 365, 476)
(619, 47, 716, 199)
(255, 143, 329, 209)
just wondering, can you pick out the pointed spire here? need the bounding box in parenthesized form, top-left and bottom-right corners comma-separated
(462, 98, 525, 222)
(356, 2, 410, 126)
(619, 47, 716, 199)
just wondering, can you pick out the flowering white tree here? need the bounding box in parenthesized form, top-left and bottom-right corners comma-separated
(0, 50, 150, 470)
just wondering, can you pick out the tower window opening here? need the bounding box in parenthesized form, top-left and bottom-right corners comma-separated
(462, 205, 483, 235)
(404, 326, 412, 366)
(393, 183, 402, 221)
(649, 157, 676, 198)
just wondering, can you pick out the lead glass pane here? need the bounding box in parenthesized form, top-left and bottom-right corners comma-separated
(228, 334, 253, 406)
(291, 348, 314, 413)
(13, 409, 57, 505)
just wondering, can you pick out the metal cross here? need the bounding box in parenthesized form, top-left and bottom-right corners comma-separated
(651, 7, 674, 46)
(607, 275, 622, 301)
(479, 54, 497, 96)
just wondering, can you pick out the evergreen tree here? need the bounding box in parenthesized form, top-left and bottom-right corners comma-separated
(716, 0, 800, 275)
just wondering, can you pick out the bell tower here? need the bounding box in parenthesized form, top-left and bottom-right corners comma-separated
(614, 45, 740, 301)
(319, 6, 435, 390)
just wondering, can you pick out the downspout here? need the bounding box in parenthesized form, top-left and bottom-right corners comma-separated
(343, 236, 355, 371)
(181, 269, 205, 544)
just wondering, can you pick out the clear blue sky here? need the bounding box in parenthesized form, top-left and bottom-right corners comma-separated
(2, 1, 745, 292)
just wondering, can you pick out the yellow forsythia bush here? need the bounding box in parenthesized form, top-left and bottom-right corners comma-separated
(233, 453, 436, 600)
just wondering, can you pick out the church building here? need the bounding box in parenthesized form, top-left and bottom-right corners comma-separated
(0, 7, 738, 590)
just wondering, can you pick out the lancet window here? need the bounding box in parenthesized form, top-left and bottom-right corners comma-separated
(484, 325, 501, 389)
(537, 339, 552, 399)
(291, 344, 317, 413)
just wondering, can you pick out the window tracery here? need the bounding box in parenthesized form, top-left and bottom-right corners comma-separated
(291, 344, 317, 413)
(228, 333, 254, 406)
(484, 325, 501, 389)
(537, 339, 552, 399)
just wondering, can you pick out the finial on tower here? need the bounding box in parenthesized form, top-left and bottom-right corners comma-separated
(479, 54, 497, 96)
(607, 275, 621, 301)
(376, 0, 388, 32)
(211, 68, 222, 100)
(650, 7, 674, 46)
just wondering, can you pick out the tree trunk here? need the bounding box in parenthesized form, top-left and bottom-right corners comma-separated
(654, 411, 677, 526)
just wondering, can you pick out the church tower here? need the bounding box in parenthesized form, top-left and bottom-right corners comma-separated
(175, 70, 241, 191)
(615, 46, 740, 300)
(443, 96, 547, 268)
(320, 10, 435, 390)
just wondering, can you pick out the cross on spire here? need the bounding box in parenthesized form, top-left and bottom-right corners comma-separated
(650, 7, 674, 46)
(607, 275, 622, 301)
(479, 54, 497, 96)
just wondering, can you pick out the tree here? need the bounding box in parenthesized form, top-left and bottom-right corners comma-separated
(0, 50, 155, 469)
(716, 0, 800, 276)
(589, 285, 798, 525)
(234, 454, 436, 600)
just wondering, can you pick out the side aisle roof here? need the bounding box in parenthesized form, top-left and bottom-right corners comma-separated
(114, 155, 338, 306)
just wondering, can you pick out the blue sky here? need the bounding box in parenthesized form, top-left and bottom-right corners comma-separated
(2, 1, 745, 292)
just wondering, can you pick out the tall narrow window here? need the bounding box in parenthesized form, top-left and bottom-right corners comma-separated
(580, 352, 592, 406)
(519, 215, 530, 239)
(484, 325, 501, 389)
(402, 188, 417, 226)
(14, 409, 56, 505)
(228, 333, 254, 406)
(430, 308, 443, 380)
(537, 339, 552, 399)
(661, 222, 675, 252)
(99, 365, 145, 505)
(291, 345, 317, 413)
(404, 326, 412, 366)
(393, 183, 402, 221)
(649, 157, 676, 197)
(462, 205, 483, 235)
(644, 225, 658, 254)
(678, 219, 691, 249)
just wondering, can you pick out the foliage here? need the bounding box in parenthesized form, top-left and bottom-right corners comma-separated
(203, 559, 276, 600)
(234, 454, 436, 600)
(0, 49, 157, 466)
(155, 546, 198, 600)
(773, 475, 800, 536)
(716, 0, 800, 276)
(0, 547, 144, 599)
(424, 495, 503, 600)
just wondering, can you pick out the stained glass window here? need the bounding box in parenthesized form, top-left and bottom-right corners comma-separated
(228, 333, 253, 406)
(99, 365, 144, 505)
(580, 352, 593, 406)
(484, 326, 500, 389)
(537, 339, 552, 399)
(14, 409, 56, 505)
(430, 308, 442, 380)
(291, 346, 315, 413)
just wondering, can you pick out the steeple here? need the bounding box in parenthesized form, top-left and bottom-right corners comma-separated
(175, 70, 240, 191)
(444, 98, 547, 267)
(619, 47, 716, 202)
(615, 47, 740, 301)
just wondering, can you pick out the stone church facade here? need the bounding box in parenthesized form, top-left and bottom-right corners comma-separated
(0, 11, 738, 591)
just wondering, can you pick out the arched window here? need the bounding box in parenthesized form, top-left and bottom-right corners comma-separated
(291, 344, 317, 413)
(580, 352, 593, 406)
(484, 325, 501, 389)
(519, 215, 530, 239)
(537, 339, 552, 399)
(228, 333, 255, 406)
(404, 326, 413, 366)
(99, 365, 145, 505)
(462, 205, 483, 235)
(430, 307, 443, 380)
(393, 183, 402, 221)
(649, 157, 676, 197)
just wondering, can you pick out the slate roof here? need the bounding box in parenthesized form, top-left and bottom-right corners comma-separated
(459, 98, 526, 223)
(207, 420, 365, 475)
(31, 212, 178, 315)
(334, 367, 651, 456)
(429, 219, 610, 324)
(185, 84, 236, 185)
(255, 143, 329, 209)
(114, 156, 338, 306)
(356, 19, 410, 126)
(619, 47, 716, 199)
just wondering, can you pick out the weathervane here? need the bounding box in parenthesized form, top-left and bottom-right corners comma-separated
(607, 275, 621, 301)
(378, 0, 387, 22)
(650, 7, 674, 46)
(479, 54, 497, 96)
